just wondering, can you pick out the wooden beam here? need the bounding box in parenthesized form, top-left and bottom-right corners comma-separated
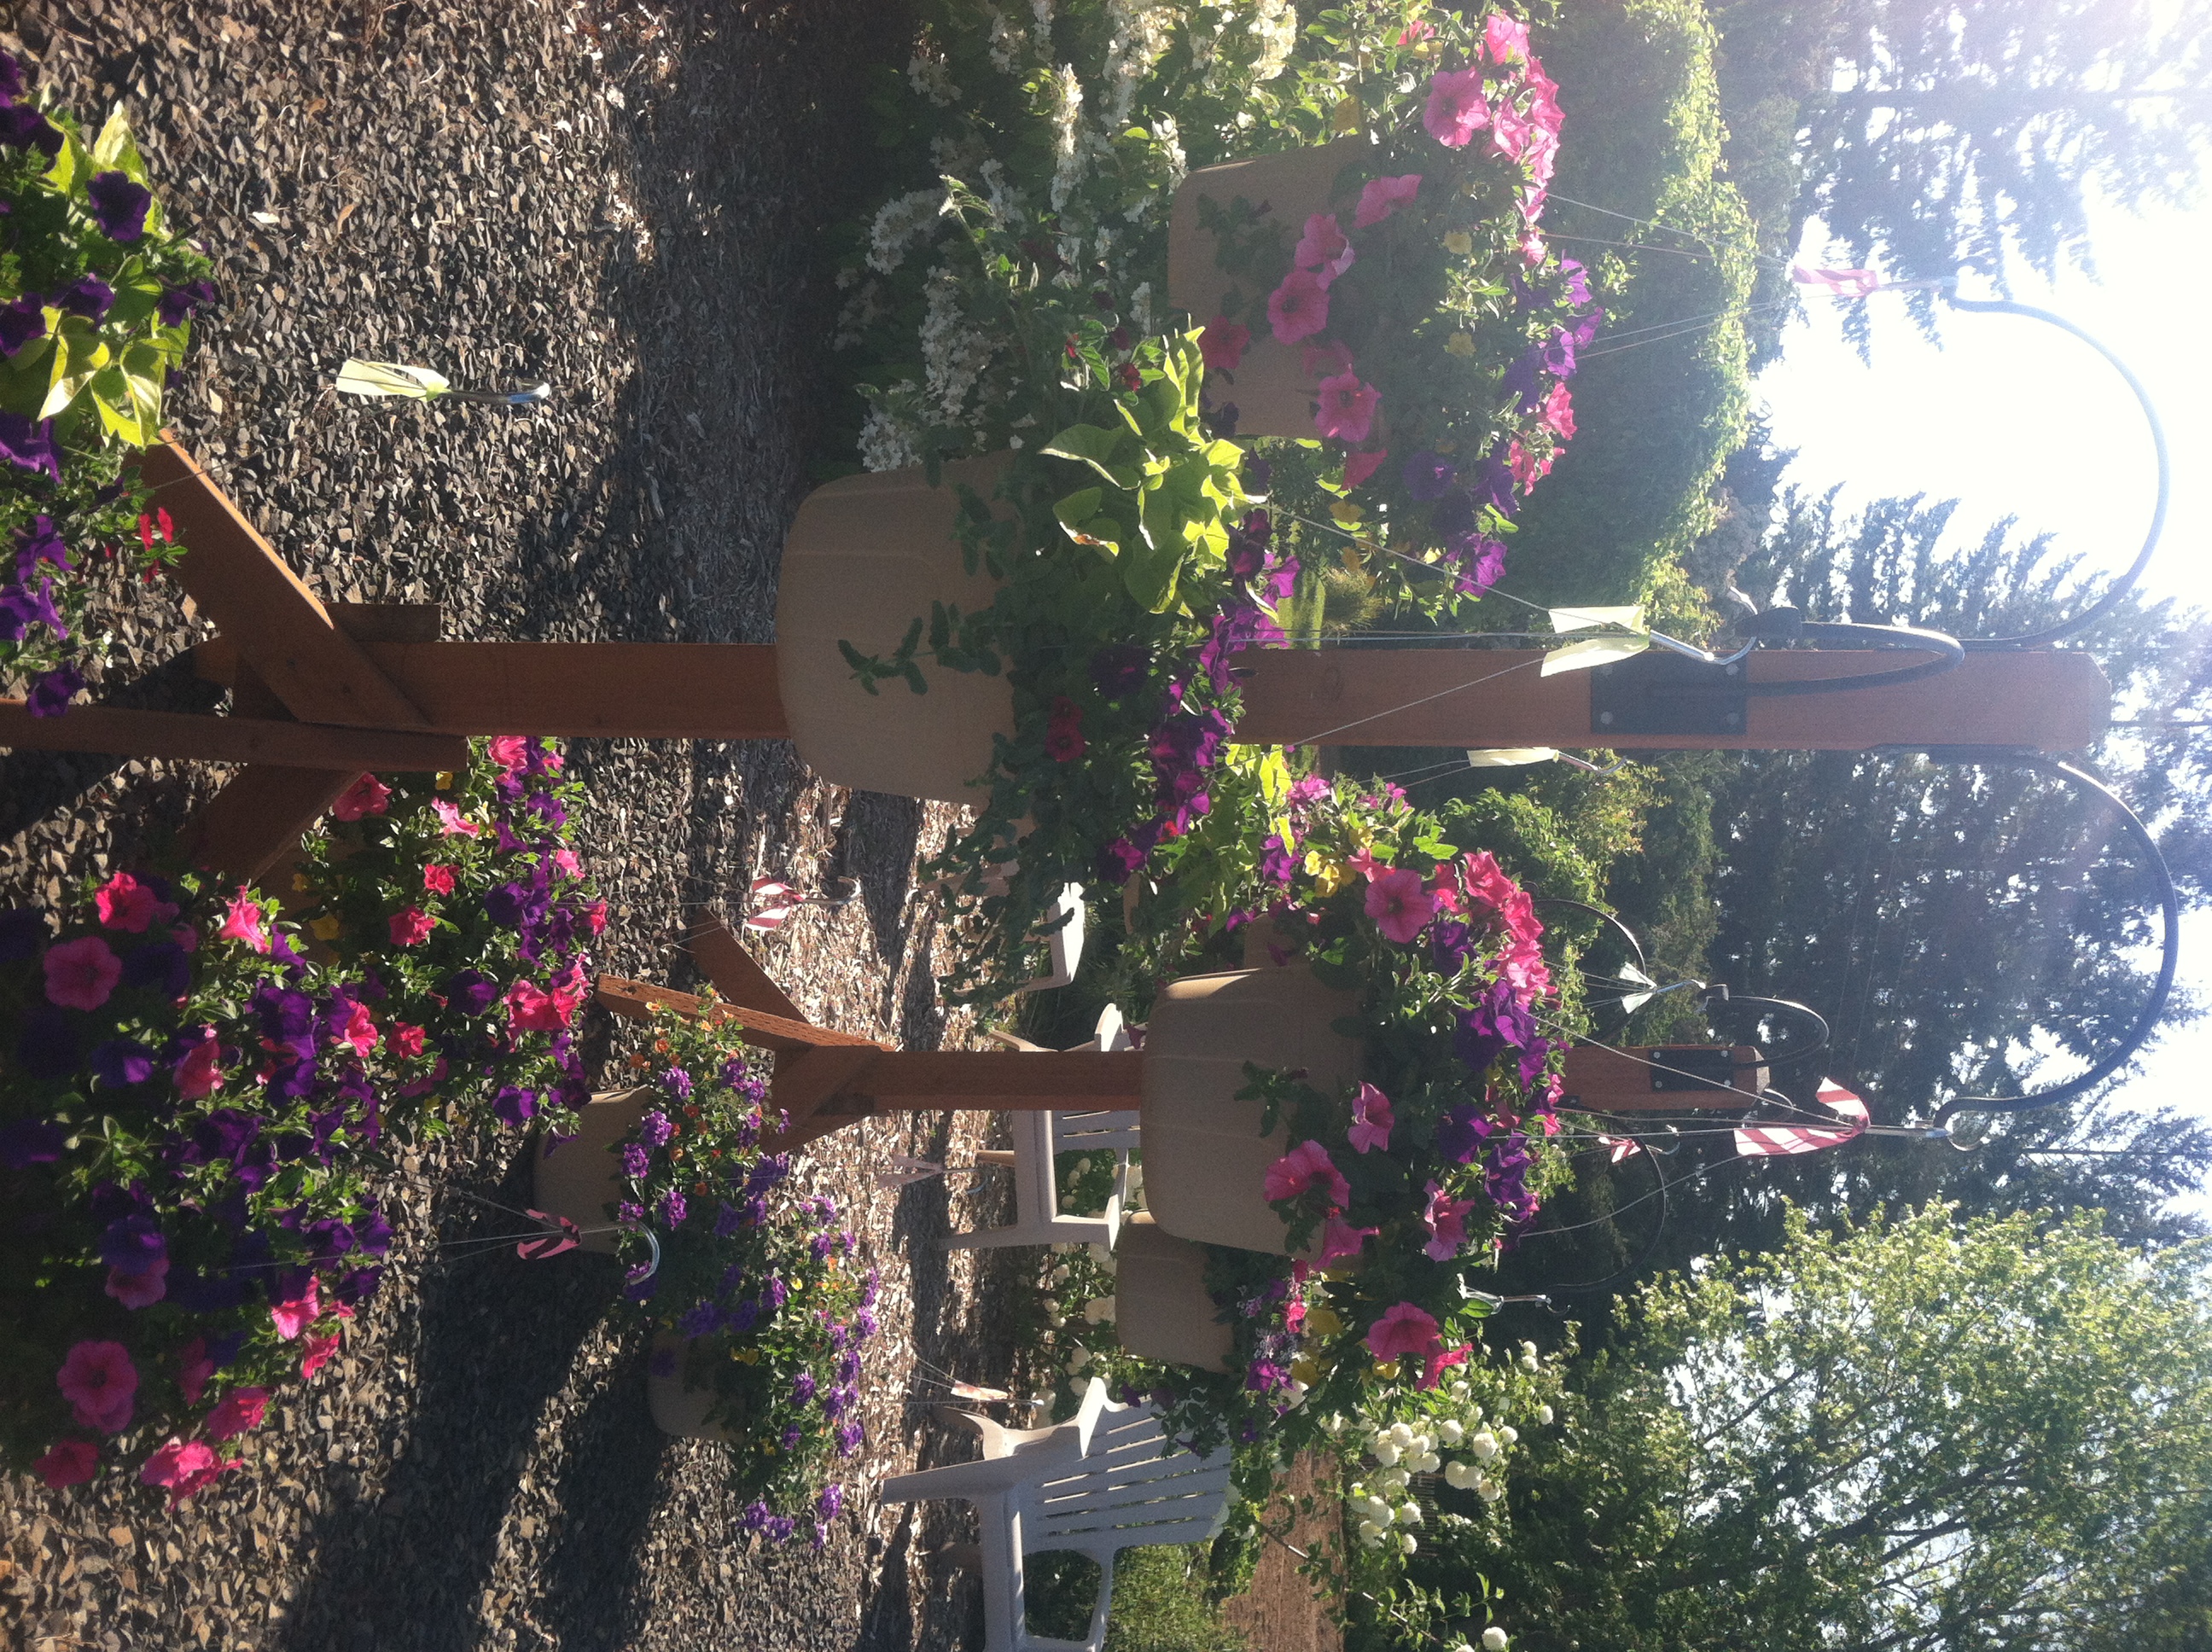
(0, 701, 470, 771)
(180, 765, 358, 883)
(591, 976, 884, 1053)
(138, 437, 432, 730)
(1559, 1044, 1768, 1112)
(845, 1050, 1144, 1110)
(355, 641, 789, 739)
(1233, 647, 2111, 752)
(680, 910, 808, 1024)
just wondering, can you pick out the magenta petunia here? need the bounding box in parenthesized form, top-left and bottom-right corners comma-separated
(1420, 1178, 1477, 1260)
(1199, 316, 1251, 371)
(1266, 268, 1330, 345)
(217, 890, 270, 953)
(1483, 10, 1531, 65)
(271, 1274, 319, 1341)
(1318, 1215, 1378, 1265)
(1365, 1300, 1442, 1363)
(105, 1258, 168, 1309)
(1264, 1138, 1351, 1208)
(1292, 212, 1353, 284)
(33, 1438, 97, 1487)
(330, 773, 392, 822)
(140, 1438, 241, 1509)
(56, 1341, 137, 1434)
(43, 934, 123, 1010)
(204, 1386, 270, 1443)
(1423, 67, 1490, 148)
(1313, 371, 1380, 445)
(1348, 1081, 1394, 1154)
(93, 872, 165, 933)
(387, 906, 434, 947)
(1353, 173, 1422, 230)
(1364, 865, 1436, 944)
(431, 798, 481, 837)
(1342, 448, 1388, 489)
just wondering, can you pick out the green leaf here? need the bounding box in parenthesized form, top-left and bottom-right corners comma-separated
(91, 108, 148, 180)
(1041, 422, 1138, 488)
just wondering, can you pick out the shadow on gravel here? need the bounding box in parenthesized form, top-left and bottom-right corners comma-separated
(276, 1150, 617, 1652)
(535, 1350, 667, 1652)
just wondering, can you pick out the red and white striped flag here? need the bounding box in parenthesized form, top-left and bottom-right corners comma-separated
(1735, 1079, 1869, 1159)
(1791, 265, 1883, 297)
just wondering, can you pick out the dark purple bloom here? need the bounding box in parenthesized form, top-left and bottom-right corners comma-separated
(304, 1217, 356, 1265)
(1260, 833, 1298, 886)
(1502, 346, 1545, 414)
(617, 1201, 645, 1224)
(484, 881, 533, 928)
(639, 1108, 674, 1148)
(678, 1300, 722, 1339)
(0, 103, 61, 157)
(818, 1483, 843, 1521)
(0, 576, 67, 643)
(15, 1004, 79, 1080)
(27, 661, 84, 718)
(1097, 835, 1146, 886)
(1429, 918, 1474, 972)
(792, 1371, 818, 1405)
(1225, 509, 1272, 581)
(1559, 259, 1592, 308)
(835, 1420, 864, 1456)
(335, 1265, 384, 1306)
(1541, 326, 1580, 377)
(727, 1298, 760, 1334)
(444, 969, 499, 1015)
(90, 1037, 157, 1087)
(657, 1067, 692, 1101)
(101, 1212, 167, 1277)
(713, 1201, 746, 1238)
(15, 515, 69, 579)
(0, 905, 46, 962)
(781, 1423, 803, 1451)
(0, 1118, 66, 1167)
(0, 49, 21, 104)
(1569, 307, 1604, 347)
(1089, 642, 1149, 698)
(0, 412, 60, 482)
(157, 279, 218, 328)
(659, 1189, 688, 1227)
(355, 1205, 393, 1257)
(1454, 977, 1537, 1073)
(121, 940, 190, 998)
(1434, 1102, 1494, 1166)
(1447, 533, 1508, 594)
(193, 1108, 263, 1166)
(766, 1274, 789, 1310)
(86, 172, 153, 242)
(620, 1142, 651, 1178)
(1471, 447, 1518, 515)
(1402, 451, 1456, 500)
(55, 276, 114, 322)
(494, 1087, 541, 1128)
(623, 1262, 660, 1302)
(0, 297, 44, 358)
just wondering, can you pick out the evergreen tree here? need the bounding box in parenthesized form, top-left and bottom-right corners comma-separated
(1711, 0, 2212, 345)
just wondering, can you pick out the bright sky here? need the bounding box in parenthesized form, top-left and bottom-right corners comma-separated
(1753, 195, 2212, 1216)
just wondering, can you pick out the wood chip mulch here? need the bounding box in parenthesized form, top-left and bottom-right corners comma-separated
(0, 3, 1038, 1648)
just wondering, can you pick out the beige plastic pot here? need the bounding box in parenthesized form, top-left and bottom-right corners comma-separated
(774, 454, 1019, 803)
(1167, 137, 1366, 439)
(1138, 965, 1364, 1254)
(645, 1332, 736, 1440)
(1114, 1213, 1233, 1372)
(530, 1087, 647, 1256)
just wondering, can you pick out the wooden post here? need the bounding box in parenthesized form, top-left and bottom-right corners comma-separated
(1559, 1044, 1769, 1112)
(180, 766, 359, 883)
(352, 641, 789, 739)
(1233, 647, 2111, 752)
(0, 701, 469, 771)
(681, 911, 809, 1024)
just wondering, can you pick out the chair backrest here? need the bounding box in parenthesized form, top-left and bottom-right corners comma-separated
(1051, 1108, 1142, 1157)
(1012, 1404, 1231, 1562)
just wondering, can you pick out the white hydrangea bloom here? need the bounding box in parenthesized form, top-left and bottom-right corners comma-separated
(1102, 0, 1176, 124)
(1469, 1429, 1501, 1462)
(1251, 0, 1297, 80)
(984, 4, 1029, 73)
(1048, 65, 1088, 212)
(920, 269, 998, 424)
(1444, 1460, 1478, 1490)
(907, 49, 958, 108)
(858, 404, 922, 473)
(1483, 1627, 1511, 1650)
(867, 187, 954, 275)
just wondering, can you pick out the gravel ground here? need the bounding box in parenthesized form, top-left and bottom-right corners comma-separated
(0, 3, 1038, 1649)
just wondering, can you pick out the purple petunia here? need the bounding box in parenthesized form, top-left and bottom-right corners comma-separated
(86, 172, 153, 241)
(55, 276, 114, 322)
(158, 279, 218, 328)
(1402, 451, 1457, 500)
(90, 1037, 157, 1088)
(0, 576, 67, 643)
(26, 662, 84, 718)
(0, 103, 61, 157)
(0, 297, 44, 358)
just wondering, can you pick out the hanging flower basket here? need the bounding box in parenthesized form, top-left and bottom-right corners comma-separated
(530, 1088, 648, 1255)
(1113, 1213, 1234, 1374)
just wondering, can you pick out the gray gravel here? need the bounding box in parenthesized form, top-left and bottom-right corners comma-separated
(0, 3, 1032, 1648)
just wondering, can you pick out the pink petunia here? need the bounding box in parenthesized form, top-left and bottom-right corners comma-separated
(1483, 10, 1530, 64)
(1353, 173, 1422, 230)
(1423, 67, 1490, 148)
(422, 864, 457, 895)
(140, 1439, 241, 1509)
(1519, 230, 1548, 265)
(585, 899, 609, 937)
(300, 1330, 341, 1381)
(335, 998, 378, 1056)
(1365, 1300, 1443, 1363)
(204, 1386, 270, 1443)
(1365, 866, 1437, 945)
(94, 872, 165, 933)
(1542, 380, 1576, 439)
(44, 935, 123, 1010)
(172, 921, 201, 954)
(1342, 449, 1388, 489)
(218, 890, 270, 954)
(1487, 102, 1534, 165)
(1292, 212, 1354, 285)
(1461, 850, 1518, 919)
(486, 735, 531, 773)
(1301, 339, 1355, 381)
(32, 1439, 98, 1487)
(1421, 1179, 1477, 1260)
(1314, 371, 1380, 445)
(329, 773, 393, 822)
(1421, 1341, 1473, 1389)
(1318, 1215, 1379, 1265)
(271, 1275, 319, 1341)
(506, 977, 582, 1032)
(1348, 1082, 1394, 1154)
(551, 848, 581, 879)
(1263, 1139, 1352, 1208)
(388, 906, 434, 948)
(1266, 269, 1330, 345)
(1509, 439, 1551, 492)
(390, 1022, 427, 1058)
(56, 1341, 137, 1434)
(431, 798, 481, 838)
(174, 1033, 224, 1101)
(178, 1339, 214, 1407)
(1398, 18, 1435, 44)
(1199, 315, 1251, 371)
(106, 1258, 168, 1309)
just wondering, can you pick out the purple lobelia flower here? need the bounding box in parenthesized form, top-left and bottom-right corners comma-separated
(818, 1483, 844, 1521)
(658, 1189, 687, 1227)
(620, 1143, 651, 1178)
(657, 1067, 692, 1101)
(86, 172, 153, 241)
(835, 1420, 864, 1456)
(639, 1109, 674, 1147)
(792, 1371, 818, 1405)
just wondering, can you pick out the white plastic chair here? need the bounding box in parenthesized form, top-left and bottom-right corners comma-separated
(1017, 882, 1087, 993)
(885, 1379, 1233, 1652)
(952, 1008, 1140, 1252)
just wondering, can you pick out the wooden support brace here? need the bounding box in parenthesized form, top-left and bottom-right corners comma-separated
(139, 437, 434, 730)
(679, 910, 808, 1023)
(0, 700, 469, 771)
(1559, 1044, 1769, 1113)
(592, 976, 884, 1054)
(354, 641, 789, 739)
(180, 765, 359, 883)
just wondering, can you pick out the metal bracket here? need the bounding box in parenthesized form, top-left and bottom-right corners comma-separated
(1591, 651, 1749, 737)
(1646, 1046, 1738, 1094)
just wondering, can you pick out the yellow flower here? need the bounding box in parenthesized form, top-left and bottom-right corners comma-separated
(1330, 499, 1363, 526)
(1332, 95, 1363, 133)
(1443, 230, 1473, 256)
(292, 872, 312, 893)
(1371, 1358, 1400, 1380)
(1307, 1304, 1345, 1338)
(1445, 333, 1477, 358)
(434, 771, 454, 790)
(1306, 853, 1349, 897)
(1291, 1356, 1323, 1387)
(310, 916, 341, 941)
